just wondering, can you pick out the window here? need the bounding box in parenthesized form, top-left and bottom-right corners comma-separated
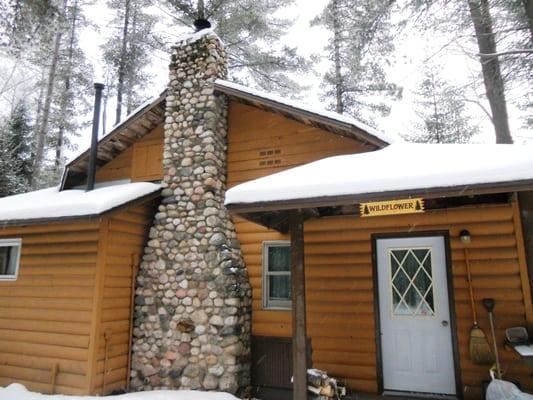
(263, 241, 291, 309)
(390, 248, 434, 317)
(0, 239, 21, 280)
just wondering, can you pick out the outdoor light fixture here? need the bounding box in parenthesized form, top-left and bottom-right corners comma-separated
(459, 229, 471, 244)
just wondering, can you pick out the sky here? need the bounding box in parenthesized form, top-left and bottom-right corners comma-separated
(73, 0, 532, 160)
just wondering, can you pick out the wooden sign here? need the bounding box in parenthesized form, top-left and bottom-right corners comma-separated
(360, 198, 425, 217)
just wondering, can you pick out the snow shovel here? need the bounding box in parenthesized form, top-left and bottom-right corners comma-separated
(483, 298, 502, 379)
(465, 248, 494, 365)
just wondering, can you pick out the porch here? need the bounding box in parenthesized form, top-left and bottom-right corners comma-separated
(226, 145, 533, 400)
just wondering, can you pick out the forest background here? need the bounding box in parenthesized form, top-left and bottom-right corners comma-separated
(0, 0, 531, 196)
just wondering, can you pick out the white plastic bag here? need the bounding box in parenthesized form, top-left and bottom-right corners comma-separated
(486, 379, 533, 400)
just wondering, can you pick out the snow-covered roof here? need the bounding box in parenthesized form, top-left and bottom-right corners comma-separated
(0, 182, 160, 224)
(215, 79, 399, 146)
(225, 144, 533, 208)
(0, 383, 238, 400)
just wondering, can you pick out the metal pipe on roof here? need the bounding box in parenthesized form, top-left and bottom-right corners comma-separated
(87, 82, 105, 191)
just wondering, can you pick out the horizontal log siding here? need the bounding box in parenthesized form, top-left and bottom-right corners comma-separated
(235, 203, 533, 398)
(95, 124, 163, 184)
(0, 220, 101, 395)
(92, 204, 154, 394)
(227, 102, 371, 188)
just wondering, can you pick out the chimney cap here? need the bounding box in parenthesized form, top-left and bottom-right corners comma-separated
(94, 82, 105, 90)
(193, 18, 211, 32)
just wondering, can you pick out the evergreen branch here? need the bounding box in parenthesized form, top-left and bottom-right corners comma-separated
(477, 49, 533, 57)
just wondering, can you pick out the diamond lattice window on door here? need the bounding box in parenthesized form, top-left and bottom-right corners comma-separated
(390, 248, 435, 317)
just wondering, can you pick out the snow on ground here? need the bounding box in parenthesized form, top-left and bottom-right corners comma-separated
(0, 384, 239, 400)
(0, 182, 160, 222)
(225, 143, 533, 205)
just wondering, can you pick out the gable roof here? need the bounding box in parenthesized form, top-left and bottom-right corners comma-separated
(61, 93, 166, 189)
(62, 81, 394, 189)
(214, 80, 397, 147)
(225, 143, 533, 213)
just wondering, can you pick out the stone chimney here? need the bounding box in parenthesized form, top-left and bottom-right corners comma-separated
(130, 30, 251, 394)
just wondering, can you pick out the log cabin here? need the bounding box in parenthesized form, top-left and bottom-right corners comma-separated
(0, 28, 531, 399)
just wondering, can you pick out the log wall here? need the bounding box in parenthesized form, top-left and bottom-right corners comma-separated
(227, 102, 372, 187)
(235, 202, 533, 398)
(95, 124, 163, 183)
(0, 221, 101, 395)
(91, 205, 155, 395)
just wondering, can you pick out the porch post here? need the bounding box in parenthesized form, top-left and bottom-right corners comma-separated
(290, 209, 308, 400)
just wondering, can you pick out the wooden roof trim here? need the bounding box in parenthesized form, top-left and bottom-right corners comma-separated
(214, 82, 389, 149)
(62, 93, 166, 186)
(227, 179, 533, 214)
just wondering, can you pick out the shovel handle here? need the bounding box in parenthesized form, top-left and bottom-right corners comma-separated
(464, 248, 478, 324)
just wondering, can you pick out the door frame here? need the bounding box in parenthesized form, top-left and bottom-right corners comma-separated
(371, 231, 463, 399)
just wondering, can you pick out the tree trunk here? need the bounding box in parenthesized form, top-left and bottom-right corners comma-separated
(126, 6, 138, 115)
(115, 0, 131, 125)
(31, 0, 68, 188)
(332, 0, 344, 114)
(55, 0, 78, 170)
(34, 67, 47, 141)
(523, 0, 533, 43)
(197, 0, 205, 19)
(467, 0, 513, 144)
(430, 75, 442, 143)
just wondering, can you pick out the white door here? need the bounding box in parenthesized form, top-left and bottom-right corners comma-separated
(377, 236, 456, 395)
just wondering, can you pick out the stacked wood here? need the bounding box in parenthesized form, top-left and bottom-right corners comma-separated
(306, 368, 346, 399)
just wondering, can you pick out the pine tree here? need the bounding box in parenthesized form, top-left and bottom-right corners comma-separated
(103, 0, 157, 124)
(24, 0, 93, 186)
(406, 69, 479, 144)
(404, 0, 531, 143)
(312, 0, 400, 121)
(0, 101, 34, 197)
(0, 0, 58, 51)
(51, 0, 93, 177)
(30, 0, 68, 188)
(163, 0, 309, 95)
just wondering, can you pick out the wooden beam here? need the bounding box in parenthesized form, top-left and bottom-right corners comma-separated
(289, 210, 308, 400)
(511, 193, 533, 328)
(517, 191, 533, 308)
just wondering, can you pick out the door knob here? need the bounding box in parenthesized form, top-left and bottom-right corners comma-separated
(441, 320, 449, 327)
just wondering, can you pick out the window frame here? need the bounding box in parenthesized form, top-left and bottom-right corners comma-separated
(262, 240, 292, 310)
(0, 238, 22, 281)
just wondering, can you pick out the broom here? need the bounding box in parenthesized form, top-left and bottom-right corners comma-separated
(465, 248, 494, 365)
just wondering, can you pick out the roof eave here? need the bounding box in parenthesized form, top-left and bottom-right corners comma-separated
(0, 190, 160, 228)
(226, 179, 533, 215)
